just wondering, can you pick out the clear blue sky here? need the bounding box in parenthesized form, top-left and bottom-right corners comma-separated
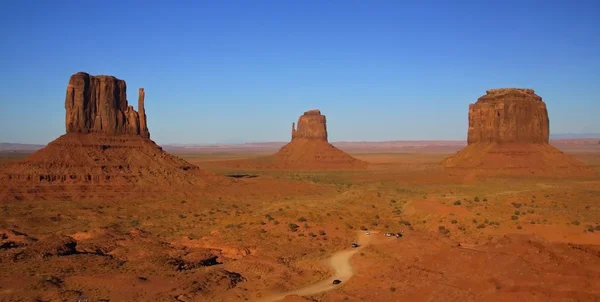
(1, 0, 598, 144)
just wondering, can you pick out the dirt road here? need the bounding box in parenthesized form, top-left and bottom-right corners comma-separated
(260, 231, 372, 302)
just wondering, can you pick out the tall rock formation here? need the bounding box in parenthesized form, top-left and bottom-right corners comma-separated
(272, 109, 366, 169)
(467, 89, 549, 144)
(65, 72, 148, 137)
(1, 72, 225, 201)
(442, 88, 593, 176)
(138, 88, 150, 138)
(291, 109, 328, 141)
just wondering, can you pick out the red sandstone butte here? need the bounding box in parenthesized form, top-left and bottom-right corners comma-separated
(442, 88, 593, 176)
(0, 72, 224, 201)
(65, 72, 150, 138)
(273, 109, 367, 169)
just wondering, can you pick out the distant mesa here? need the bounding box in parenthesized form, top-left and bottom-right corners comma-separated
(272, 109, 367, 169)
(442, 88, 593, 176)
(0, 72, 223, 201)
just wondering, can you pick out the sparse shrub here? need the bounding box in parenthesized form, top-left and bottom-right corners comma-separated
(474, 197, 480, 202)
(181, 200, 187, 204)
(309, 232, 317, 238)
(477, 224, 485, 229)
(303, 223, 309, 229)
(483, 198, 488, 202)
(400, 220, 412, 226)
(484, 219, 489, 224)
(260, 229, 267, 233)
(273, 220, 279, 225)
(288, 223, 299, 232)
(453, 200, 462, 206)
(278, 208, 283, 211)
(390, 286, 396, 292)
(511, 202, 522, 208)
(360, 226, 368, 231)
(298, 217, 307, 222)
(530, 221, 536, 224)
(457, 225, 466, 231)
(572, 220, 580, 226)
(596, 225, 600, 231)
(260, 221, 266, 225)
(371, 221, 378, 226)
(178, 214, 186, 219)
(472, 219, 478, 224)
(319, 230, 326, 236)
(391, 199, 397, 204)
(588, 227, 595, 232)
(527, 209, 535, 214)
(372, 205, 376, 208)
(514, 210, 520, 215)
(375, 215, 380, 219)
(451, 220, 458, 224)
(511, 216, 518, 220)
(438, 226, 450, 235)
(265, 214, 274, 221)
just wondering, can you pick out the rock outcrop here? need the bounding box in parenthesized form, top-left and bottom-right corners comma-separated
(65, 72, 150, 137)
(1, 72, 225, 201)
(291, 109, 328, 141)
(442, 88, 593, 176)
(468, 88, 549, 144)
(272, 109, 366, 169)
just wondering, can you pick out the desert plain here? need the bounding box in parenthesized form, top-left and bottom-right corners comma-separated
(1, 74, 599, 302)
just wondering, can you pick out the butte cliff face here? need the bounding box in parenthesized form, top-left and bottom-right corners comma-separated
(65, 72, 150, 138)
(467, 88, 549, 145)
(291, 109, 328, 141)
(443, 88, 592, 176)
(272, 109, 366, 169)
(0, 72, 224, 201)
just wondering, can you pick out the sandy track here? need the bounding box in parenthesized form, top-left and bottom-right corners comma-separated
(261, 231, 373, 302)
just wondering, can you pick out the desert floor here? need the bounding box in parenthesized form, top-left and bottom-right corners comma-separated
(2, 145, 600, 301)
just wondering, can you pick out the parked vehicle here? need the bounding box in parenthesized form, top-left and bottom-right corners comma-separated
(332, 279, 342, 285)
(351, 242, 360, 248)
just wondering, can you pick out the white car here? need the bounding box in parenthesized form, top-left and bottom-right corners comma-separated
(365, 231, 370, 235)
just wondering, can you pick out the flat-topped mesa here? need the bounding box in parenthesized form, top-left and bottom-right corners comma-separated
(65, 72, 149, 137)
(468, 88, 549, 144)
(291, 109, 328, 142)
